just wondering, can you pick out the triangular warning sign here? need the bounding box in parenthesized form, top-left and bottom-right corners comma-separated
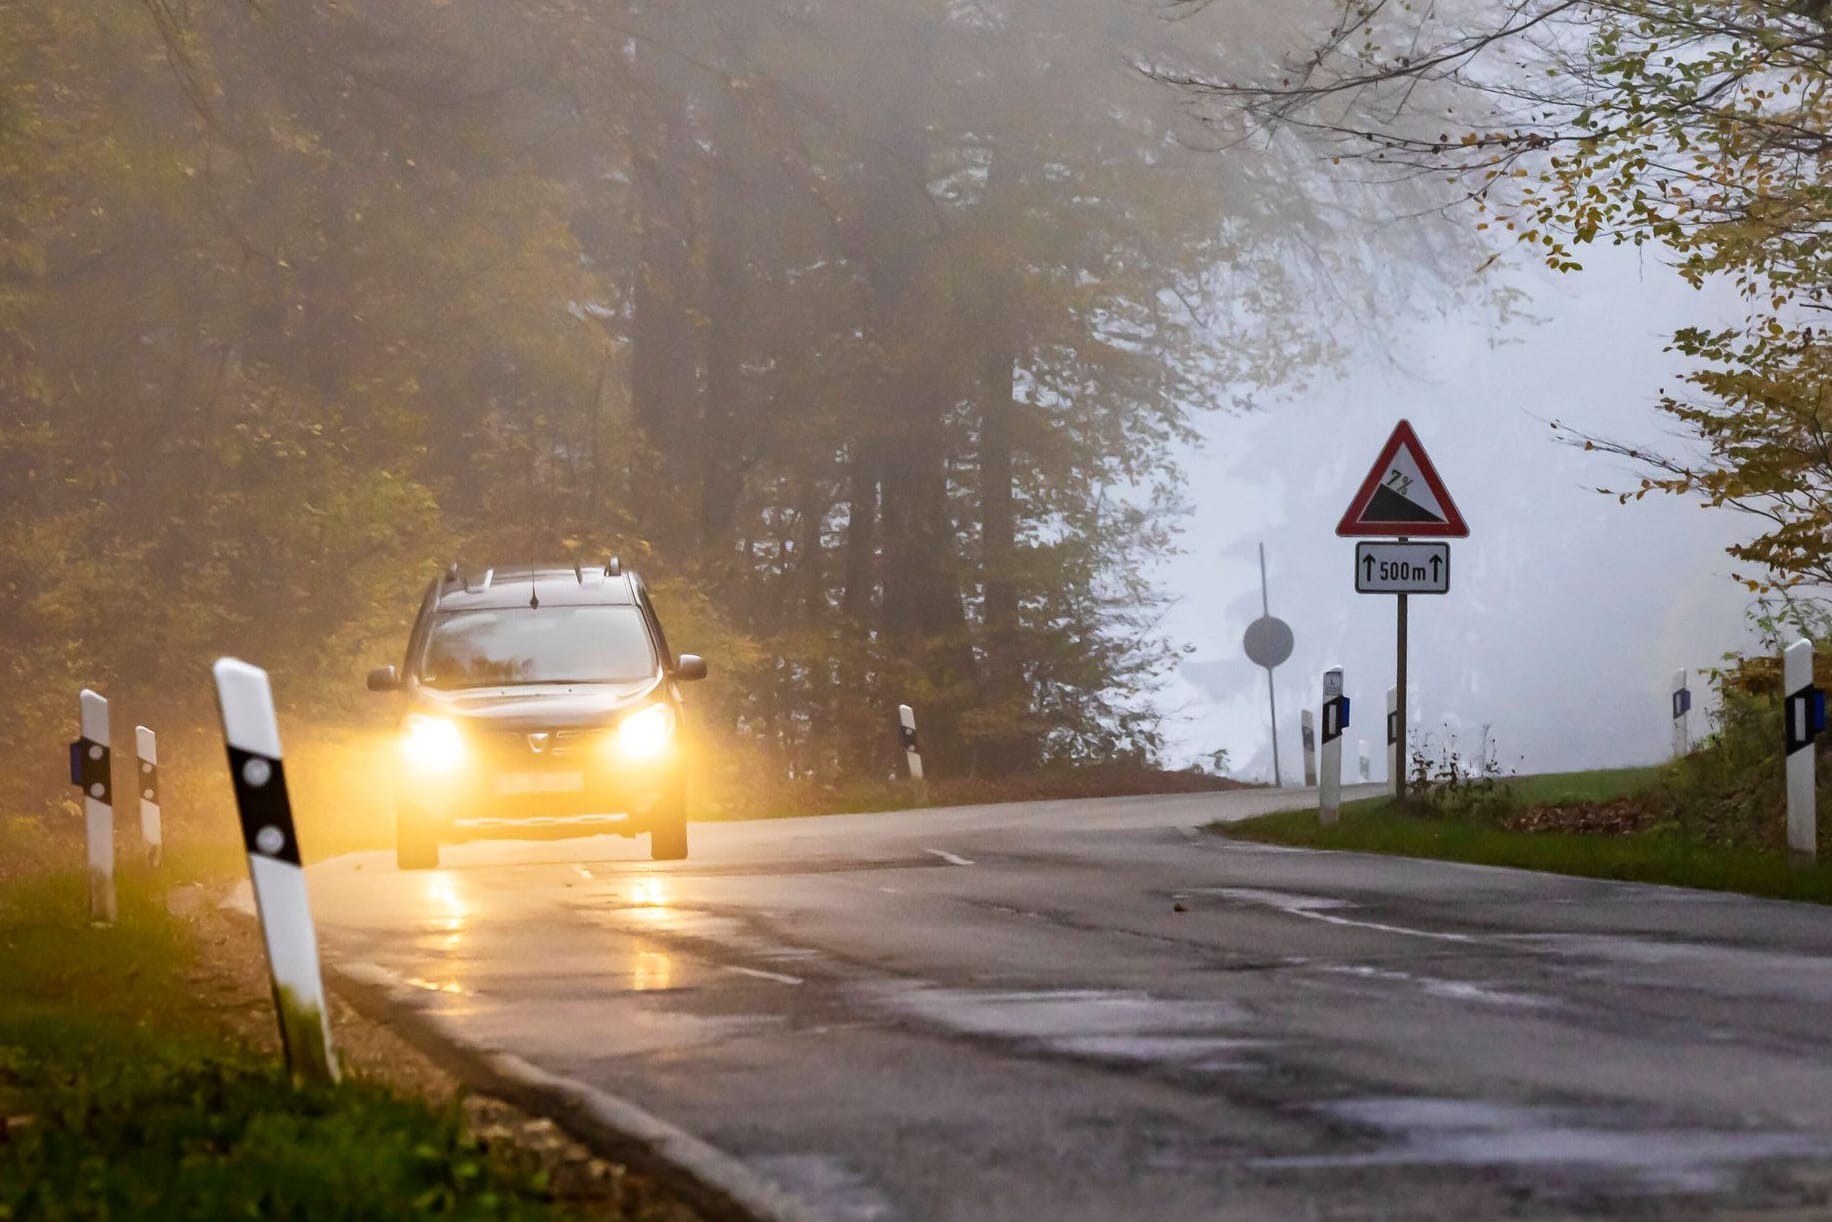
(1337, 420, 1469, 537)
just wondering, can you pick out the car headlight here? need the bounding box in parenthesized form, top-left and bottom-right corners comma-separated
(615, 704, 675, 760)
(402, 715, 464, 771)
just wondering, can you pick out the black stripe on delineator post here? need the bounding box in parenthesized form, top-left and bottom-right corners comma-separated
(69, 737, 112, 805)
(227, 746, 303, 868)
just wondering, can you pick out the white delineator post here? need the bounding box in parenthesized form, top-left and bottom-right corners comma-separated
(1783, 640, 1819, 864)
(213, 658, 338, 1084)
(1358, 740, 1371, 782)
(1300, 709, 1317, 788)
(71, 689, 115, 924)
(1672, 669, 1692, 759)
(1386, 686, 1399, 796)
(136, 725, 162, 868)
(1319, 667, 1347, 824)
(898, 703, 927, 803)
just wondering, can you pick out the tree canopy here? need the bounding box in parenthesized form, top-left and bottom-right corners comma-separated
(1165, 0, 1832, 596)
(2, 0, 1437, 816)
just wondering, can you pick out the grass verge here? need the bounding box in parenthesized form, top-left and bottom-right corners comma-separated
(1503, 766, 1664, 807)
(0, 869, 655, 1219)
(1224, 791, 1832, 905)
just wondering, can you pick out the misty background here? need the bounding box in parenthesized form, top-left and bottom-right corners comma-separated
(0, 0, 1775, 840)
(1163, 246, 1758, 782)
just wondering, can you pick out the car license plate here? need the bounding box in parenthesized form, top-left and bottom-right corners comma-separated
(496, 771, 584, 795)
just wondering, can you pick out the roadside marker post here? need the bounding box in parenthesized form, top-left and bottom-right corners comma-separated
(1300, 710, 1317, 788)
(1358, 740, 1370, 782)
(213, 658, 338, 1084)
(1319, 667, 1348, 824)
(136, 725, 162, 868)
(1672, 670, 1692, 759)
(1386, 687, 1399, 796)
(69, 689, 115, 924)
(898, 704, 927, 804)
(1783, 640, 1822, 864)
(1337, 420, 1469, 803)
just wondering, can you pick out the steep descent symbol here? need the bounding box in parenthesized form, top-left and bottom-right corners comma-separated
(1337, 420, 1468, 537)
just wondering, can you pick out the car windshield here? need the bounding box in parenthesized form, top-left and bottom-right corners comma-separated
(418, 606, 656, 688)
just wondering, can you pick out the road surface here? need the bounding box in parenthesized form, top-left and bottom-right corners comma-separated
(303, 789, 1832, 1220)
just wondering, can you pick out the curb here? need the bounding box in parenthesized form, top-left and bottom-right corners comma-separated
(327, 960, 831, 1222)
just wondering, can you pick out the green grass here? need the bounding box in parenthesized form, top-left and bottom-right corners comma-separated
(1224, 787, 1832, 905)
(0, 870, 576, 1219)
(1503, 765, 1664, 806)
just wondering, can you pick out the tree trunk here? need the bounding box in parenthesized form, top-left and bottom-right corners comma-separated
(978, 327, 1032, 774)
(700, 85, 746, 566)
(629, 100, 700, 559)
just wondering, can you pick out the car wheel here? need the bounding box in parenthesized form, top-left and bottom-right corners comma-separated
(649, 797, 688, 861)
(396, 800, 441, 870)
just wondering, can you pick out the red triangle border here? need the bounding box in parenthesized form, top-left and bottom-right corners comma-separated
(1336, 420, 1469, 537)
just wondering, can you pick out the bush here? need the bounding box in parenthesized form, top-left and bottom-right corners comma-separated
(1400, 729, 1515, 821)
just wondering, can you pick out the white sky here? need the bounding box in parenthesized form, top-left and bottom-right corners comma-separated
(1160, 244, 1761, 782)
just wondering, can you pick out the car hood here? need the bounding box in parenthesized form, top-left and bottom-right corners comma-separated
(408, 677, 662, 731)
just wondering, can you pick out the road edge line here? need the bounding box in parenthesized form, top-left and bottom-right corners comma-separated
(327, 959, 832, 1222)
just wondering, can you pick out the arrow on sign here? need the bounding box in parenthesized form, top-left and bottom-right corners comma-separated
(1430, 555, 1442, 581)
(1363, 554, 1376, 583)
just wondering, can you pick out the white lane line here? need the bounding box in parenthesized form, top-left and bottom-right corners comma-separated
(925, 848, 975, 867)
(573, 865, 593, 879)
(726, 965, 805, 986)
(1206, 887, 1475, 944)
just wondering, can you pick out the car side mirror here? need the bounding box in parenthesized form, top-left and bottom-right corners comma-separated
(675, 654, 708, 682)
(367, 665, 401, 692)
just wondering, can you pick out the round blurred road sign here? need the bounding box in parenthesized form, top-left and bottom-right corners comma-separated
(1242, 615, 1294, 670)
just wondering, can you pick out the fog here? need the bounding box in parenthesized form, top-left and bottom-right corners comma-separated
(3, 0, 1783, 818)
(1164, 247, 1759, 781)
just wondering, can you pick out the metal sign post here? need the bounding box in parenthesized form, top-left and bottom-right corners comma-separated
(1337, 421, 1469, 805)
(1241, 543, 1295, 786)
(1397, 579, 1409, 799)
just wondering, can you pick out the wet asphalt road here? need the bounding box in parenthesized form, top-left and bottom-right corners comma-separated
(304, 789, 1832, 1220)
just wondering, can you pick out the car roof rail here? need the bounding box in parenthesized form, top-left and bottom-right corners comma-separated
(445, 561, 493, 593)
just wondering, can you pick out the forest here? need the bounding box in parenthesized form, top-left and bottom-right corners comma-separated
(1, 0, 1424, 822)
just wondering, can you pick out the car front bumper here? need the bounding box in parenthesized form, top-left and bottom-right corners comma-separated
(400, 734, 683, 840)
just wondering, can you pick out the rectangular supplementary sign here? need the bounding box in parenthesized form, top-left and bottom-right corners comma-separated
(1355, 541, 1450, 595)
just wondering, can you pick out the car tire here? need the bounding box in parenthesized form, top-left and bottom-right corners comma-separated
(649, 800, 688, 862)
(396, 801, 441, 871)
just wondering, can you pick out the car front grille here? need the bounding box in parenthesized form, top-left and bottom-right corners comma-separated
(483, 727, 601, 761)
